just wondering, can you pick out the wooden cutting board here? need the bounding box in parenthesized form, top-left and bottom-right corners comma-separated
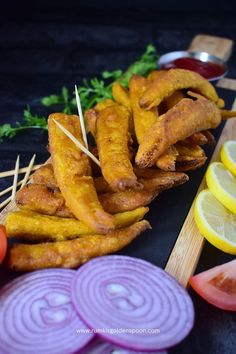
(165, 34, 236, 286)
(0, 34, 235, 288)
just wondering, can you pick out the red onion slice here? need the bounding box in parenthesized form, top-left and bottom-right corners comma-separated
(81, 337, 168, 353)
(0, 269, 94, 354)
(71, 255, 194, 351)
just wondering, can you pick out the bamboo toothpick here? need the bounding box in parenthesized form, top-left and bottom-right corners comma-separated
(0, 195, 12, 210)
(0, 178, 25, 197)
(53, 119, 100, 167)
(0, 164, 41, 179)
(11, 155, 20, 201)
(20, 154, 36, 189)
(75, 84, 88, 149)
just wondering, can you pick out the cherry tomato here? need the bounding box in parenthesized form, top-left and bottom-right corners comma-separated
(0, 225, 7, 264)
(190, 260, 236, 311)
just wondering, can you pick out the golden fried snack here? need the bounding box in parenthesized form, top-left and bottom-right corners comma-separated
(112, 82, 131, 110)
(96, 104, 140, 191)
(48, 113, 114, 233)
(16, 184, 74, 218)
(156, 146, 179, 171)
(8, 220, 151, 271)
(129, 75, 158, 144)
(202, 130, 216, 145)
(95, 99, 115, 111)
(6, 207, 149, 242)
(165, 90, 185, 110)
(221, 109, 236, 119)
(99, 190, 158, 214)
(147, 70, 167, 81)
(84, 108, 97, 137)
(182, 132, 208, 146)
(31, 163, 57, 189)
(140, 68, 224, 110)
(175, 144, 207, 171)
(135, 96, 221, 167)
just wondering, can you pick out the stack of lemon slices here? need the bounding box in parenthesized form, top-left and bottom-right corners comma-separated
(194, 141, 236, 255)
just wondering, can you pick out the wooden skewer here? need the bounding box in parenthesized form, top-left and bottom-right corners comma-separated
(0, 178, 25, 197)
(0, 164, 41, 179)
(75, 84, 88, 149)
(52, 118, 101, 167)
(0, 195, 12, 210)
(11, 155, 20, 201)
(20, 154, 36, 189)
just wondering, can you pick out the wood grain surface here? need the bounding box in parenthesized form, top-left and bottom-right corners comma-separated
(165, 35, 236, 286)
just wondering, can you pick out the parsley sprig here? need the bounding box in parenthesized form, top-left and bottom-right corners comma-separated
(0, 44, 158, 142)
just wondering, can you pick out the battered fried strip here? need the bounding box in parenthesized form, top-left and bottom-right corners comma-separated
(129, 75, 158, 144)
(147, 70, 167, 81)
(96, 104, 140, 191)
(85, 99, 115, 137)
(156, 146, 179, 171)
(165, 90, 185, 110)
(8, 220, 151, 271)
(17, 169, 188, 217)
(135, 97, 222, 167)
(6, 207, 149, 242)
(202, 130, 216, 145)
(112, 82, 131, 110)
(140, 68, 224, 109)
(32, 164, 57, 189)
(182, 132, 208, 146)
(221, 109, 236, 119)
(175, 144, 207, 171)
(48, 113, 114, 233)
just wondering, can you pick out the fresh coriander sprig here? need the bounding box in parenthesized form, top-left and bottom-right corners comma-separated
(0, 106, 47, 143)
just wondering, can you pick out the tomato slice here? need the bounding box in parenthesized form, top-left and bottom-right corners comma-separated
(0, 225, 7, 264)
(190, 260, 236, 311)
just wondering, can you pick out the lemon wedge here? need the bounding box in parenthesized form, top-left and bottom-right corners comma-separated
(194, 189, 236, 254)
(221, 140, 236, 176)
(206, 162, 236, 214)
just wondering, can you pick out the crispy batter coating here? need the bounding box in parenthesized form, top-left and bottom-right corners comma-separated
(6, 207, 149, 242)
(16, 184, 74, 218)
(48, 113, 114, 233)
(96, 104, 140, 191)
(85, 100, 116, 137)
(156, 146, 179, 171)
(8, 220, 151, 271)
(175, 143, 207, 171)
(202, 130, 216, 145)
(221, 109, 236, 119)
(140, 68, 224, 109)
(129, 75, 158, 143)
(147, 70, 167, 81)
(112, 82, 131, 110)
(32, 164, 57, 188)
(165, 90, 185, 110)
(182, 132, 208, 146)
(135, 96, 221, 167)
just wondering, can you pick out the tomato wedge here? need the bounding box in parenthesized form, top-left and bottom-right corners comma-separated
(0, 225, 7, 264)
(190, 260, 236, 311)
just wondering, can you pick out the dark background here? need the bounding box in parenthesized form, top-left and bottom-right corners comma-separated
(0, 1, 236, 353)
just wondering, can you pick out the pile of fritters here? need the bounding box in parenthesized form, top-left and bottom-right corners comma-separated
(6, 68, 232, 271)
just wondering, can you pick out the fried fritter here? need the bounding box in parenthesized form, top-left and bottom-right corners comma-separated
(48, 113, 114, 233)
(112, 82, 131, 110)
(140, 68, 224, 110)
(6, 207, 149, 242)
(156, 146, 179, 171)
(221, 109, 236, 119)
(147, 70, 167, 81)
(165, 90, 185, 110)
(129, 75, 158, 143)
(96, 104, 140, 191)
(175, 143, 207, 171)
(31, 164, 57, 189)
(8, 220, 151, 271)
(182, 132, 208, 146)
(135, 96, 221, 167)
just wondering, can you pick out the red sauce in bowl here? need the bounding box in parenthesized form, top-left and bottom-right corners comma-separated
(162, 57, 226, 80)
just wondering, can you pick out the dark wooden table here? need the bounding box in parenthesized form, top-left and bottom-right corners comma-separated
(0, 3, 236, 353)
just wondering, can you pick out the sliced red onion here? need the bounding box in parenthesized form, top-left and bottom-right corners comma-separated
(81, 337, 168, 354)
(71, 255, 194, 352)
(0, 269, 94, 354)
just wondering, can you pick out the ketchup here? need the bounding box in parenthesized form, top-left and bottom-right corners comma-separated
(162, 57, 225, 80)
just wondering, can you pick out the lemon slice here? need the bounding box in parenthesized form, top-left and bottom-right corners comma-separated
(206, 162, 236, 214)
(194, 189, 236, 254)
(221, 140, 236, 176)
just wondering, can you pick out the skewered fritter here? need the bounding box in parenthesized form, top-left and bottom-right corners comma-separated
(48, 113, 114, 234)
